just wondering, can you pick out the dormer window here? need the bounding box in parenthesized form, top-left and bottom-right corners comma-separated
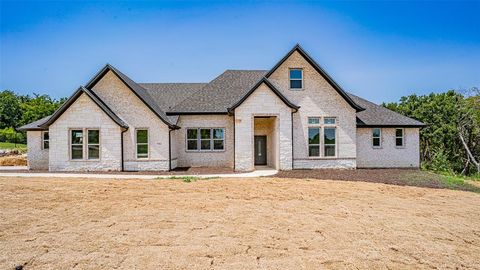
(289, 68, 303, 89)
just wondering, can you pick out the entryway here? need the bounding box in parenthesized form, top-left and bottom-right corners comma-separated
(253, 116, 278, 169)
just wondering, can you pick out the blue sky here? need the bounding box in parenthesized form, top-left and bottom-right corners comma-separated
(0, 1, 479, 103)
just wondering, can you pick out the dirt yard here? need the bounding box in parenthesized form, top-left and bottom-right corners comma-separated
(1, 177, 479, 269)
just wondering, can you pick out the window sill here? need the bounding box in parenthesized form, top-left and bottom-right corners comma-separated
(289, 88, 305, 91)
(307, 156, 339, 160)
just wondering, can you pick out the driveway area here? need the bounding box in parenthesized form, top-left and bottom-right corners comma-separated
(1, 176, 479, 269)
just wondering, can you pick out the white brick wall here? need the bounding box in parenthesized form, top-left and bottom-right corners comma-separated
(26, 131, 49, 170)
(268, 50, 357, 169)
(234, 83, 293, 171)
(92, 70, 170, 171)
(357, 127, 420, 168)
(173, 115, 234, 168)
(49, 93, 123, 171)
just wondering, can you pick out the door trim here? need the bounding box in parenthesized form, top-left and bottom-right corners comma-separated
(254, 135, 267, 165)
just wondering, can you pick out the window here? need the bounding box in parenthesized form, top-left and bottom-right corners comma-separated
(186, 129, 198, 150)
(289, 69, 303, 89)
(186, 128, 225, 151)
(71, 130, 83, 160)
(308, 127, 320, 157)
(308, 117, 320, 125)
(324, 117, 336, 125)
(87, 129, 100, 159)
(324, 128, 336, 157)
(42, 131, 49, 149)
(372, 128, 381, 147)
(213, 128, 225, 150)
(395, 128, 404, 147)
(136, 129, 148, 159)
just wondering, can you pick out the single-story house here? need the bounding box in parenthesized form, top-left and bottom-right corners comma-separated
(19, 44, 425, 172)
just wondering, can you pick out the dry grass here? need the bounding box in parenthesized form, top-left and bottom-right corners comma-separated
(0, 155, 27, 166)
(1, 176, 479, 269)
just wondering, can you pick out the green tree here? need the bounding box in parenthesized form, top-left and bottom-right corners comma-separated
(0, 90, 22, 129)
(19, 93, 64, 126)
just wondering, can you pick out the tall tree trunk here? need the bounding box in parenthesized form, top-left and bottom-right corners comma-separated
(459, 131, 480, 173)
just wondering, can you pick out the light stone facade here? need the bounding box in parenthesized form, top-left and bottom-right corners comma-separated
(91, 70, 170, 171)
(26, 131, 49, 170)
(234, 83, 293, 171)
(356, 128, 420, 168)
(49, 93, 122, 171)
(268, 50, 357, 169)
(173, 115, 234, 168)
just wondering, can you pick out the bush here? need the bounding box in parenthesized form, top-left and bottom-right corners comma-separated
(0, 127, 25, 144)
(428, 149, 453, 173)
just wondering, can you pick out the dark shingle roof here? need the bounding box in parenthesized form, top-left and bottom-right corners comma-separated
(140, 83, 206, 111)
(348, 93, 425, 127)
(169, 70, 268, 113)
(17, 115, 51, 131)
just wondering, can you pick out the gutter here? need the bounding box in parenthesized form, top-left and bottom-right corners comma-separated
(120, 128, 128, 172)
(169, 128, 173, 171)
(291, 111, 294, 170)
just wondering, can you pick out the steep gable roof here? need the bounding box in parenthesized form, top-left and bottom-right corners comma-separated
(38, 86, 129, 129)
(265, 44, 364, 112)
(86, 64, 178, 128)
(348, 93, 425, 127)
(140, 83, 206, 112)
(227, 77, 299, 113)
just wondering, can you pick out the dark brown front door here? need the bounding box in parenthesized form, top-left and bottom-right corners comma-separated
(254, 136, 267, 165)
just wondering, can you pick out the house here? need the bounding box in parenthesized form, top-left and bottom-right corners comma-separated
(19, 44, 425, 172)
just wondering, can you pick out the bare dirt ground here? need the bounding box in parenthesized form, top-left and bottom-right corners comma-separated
(1, 177, 479, 269)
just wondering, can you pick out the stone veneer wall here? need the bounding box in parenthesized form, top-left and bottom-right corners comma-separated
(173, 115, 234, 168)
(356, 127, 420, 168)
(234, 83, 293, 171)
(91, 70, 170, 171)
(26, 131, 49, 170)
(49, 93, 122, 171)
(267, 50, 357, 169)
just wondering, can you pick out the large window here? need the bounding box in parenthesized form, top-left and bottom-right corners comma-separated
(308, 127, 320, 157)
(324, 128, 336, 157)
(307, 117, 337, 157)
(71, 130, 83, 160)
(42, 131, 49, 149)
(186, 128, 225, 151)
(372, 128, 381, 147)
(395, 128, 404, 147)
(87, 129, 100, 159)
(289, 68, 303, 89)
(136, 129, 149, 159)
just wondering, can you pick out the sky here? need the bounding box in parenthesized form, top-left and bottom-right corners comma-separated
(0, 1, 479, 104)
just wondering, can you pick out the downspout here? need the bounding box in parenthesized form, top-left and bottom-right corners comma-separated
(169, 128, 173, 171)
(233, 114, 236, 171)
(291, 110, 295, 170)
(121, 128, 128, 172)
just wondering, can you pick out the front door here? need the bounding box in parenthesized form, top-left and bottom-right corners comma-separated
(254, 136, 267, 165)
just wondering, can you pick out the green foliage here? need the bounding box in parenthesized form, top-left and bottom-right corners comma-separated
(0, 90, 65, 144)
(0, 141, 27, 151)
(384, 88, 480, 176)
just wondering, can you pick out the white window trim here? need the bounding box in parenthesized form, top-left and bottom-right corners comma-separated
(42, 131, 49, 150)
(395, 128, 405, 148)
(324, 127, 337, 158)
(308, 127, 321, 157)
(87, 129, 100, 160)
(185, 127, 225, 152)
(372, 128, 382, 148)
(289, 68, 304, 90)
(307, 117, 338, 158)
(70, 129, 84, 161)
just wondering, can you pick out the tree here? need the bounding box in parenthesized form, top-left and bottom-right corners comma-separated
(0, 90, 22, 129)
(20, 93, 64, 127)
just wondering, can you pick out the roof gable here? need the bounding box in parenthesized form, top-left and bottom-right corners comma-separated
(227, 77, 299, 113)
(86, 64, 178, 129)
(39, 86, 128, 129)
(265, 44, 364, 112)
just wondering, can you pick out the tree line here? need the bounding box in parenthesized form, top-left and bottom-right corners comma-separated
(0, 90, 65, 144)
(1, 88, 478, 175)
